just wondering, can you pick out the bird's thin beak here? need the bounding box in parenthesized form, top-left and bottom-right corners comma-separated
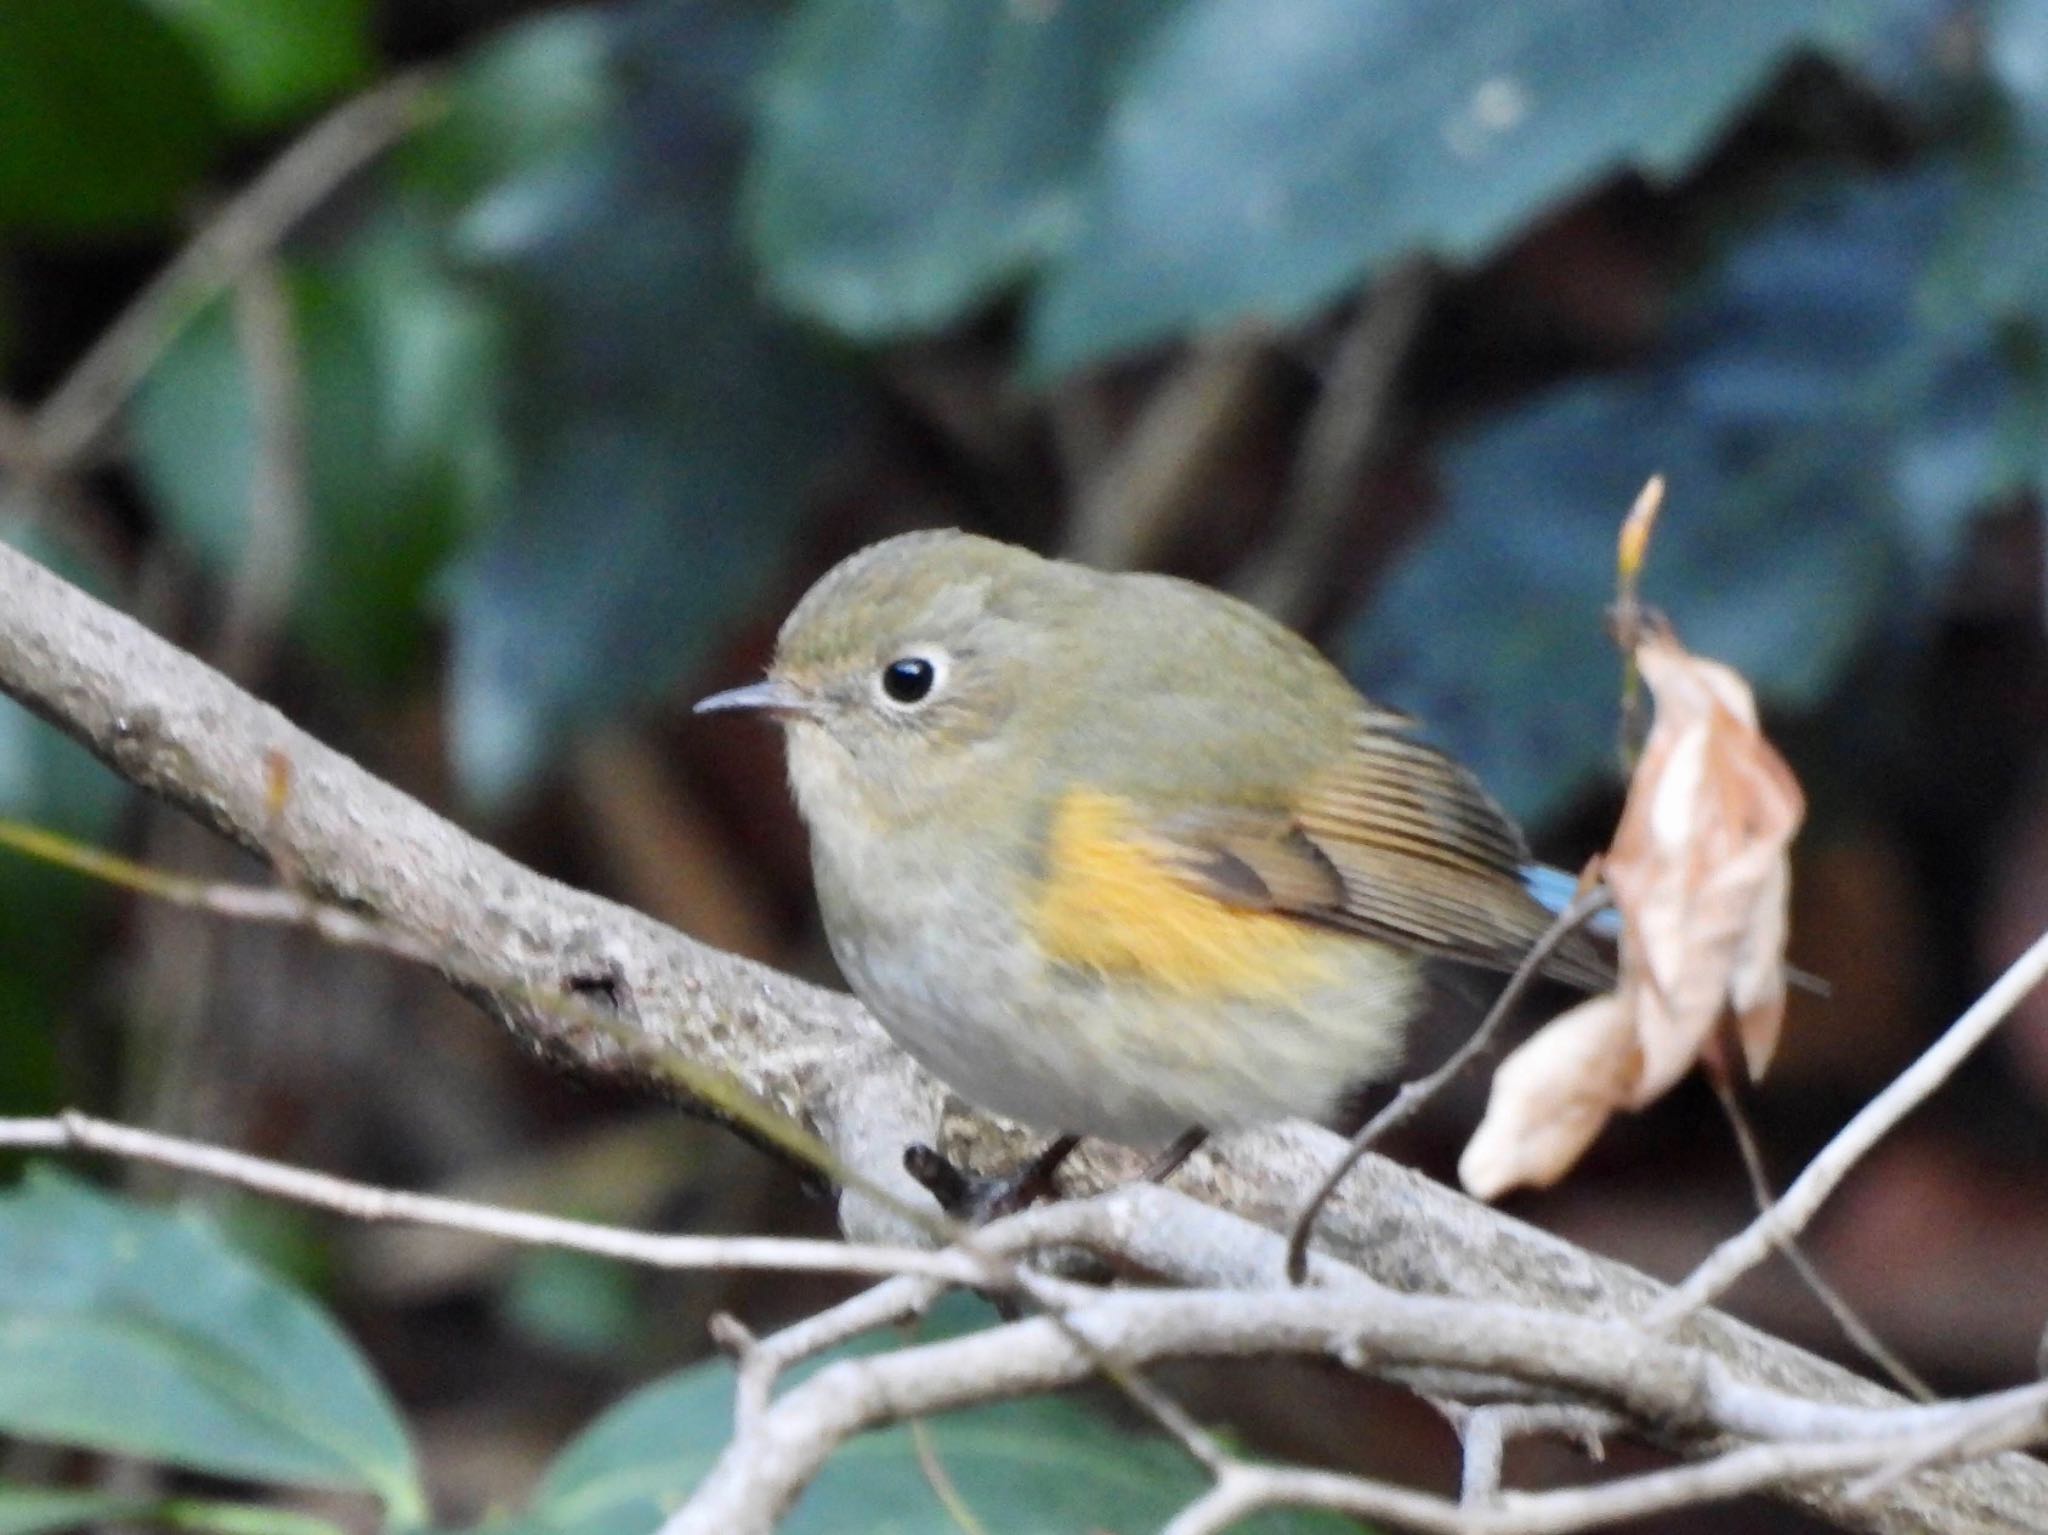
(692, 677, 812, 719)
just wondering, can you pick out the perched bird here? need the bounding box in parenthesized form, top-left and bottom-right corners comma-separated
(697, 531, 1609, 1188)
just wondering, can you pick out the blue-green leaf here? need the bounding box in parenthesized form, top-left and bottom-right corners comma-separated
(1344, 171, 2010, 823)
(441, 2, 852, 807)
(131, 216, 504, 689)
(0, 1483, 346, 1535)
(1030, 0, 1885, 372)
(401, 12, 612, 208)
(748, 0, 1181, 338)
(0, 1171, 421, 1519)
(0, 1485, 166, 1535)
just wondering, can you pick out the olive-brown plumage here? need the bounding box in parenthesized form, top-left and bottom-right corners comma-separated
(697, 530, 1607, 1147)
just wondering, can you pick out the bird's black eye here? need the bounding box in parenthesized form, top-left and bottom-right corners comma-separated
(881, 656, 935, 705)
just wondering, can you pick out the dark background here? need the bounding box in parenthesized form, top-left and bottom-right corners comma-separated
(2, 1, 2046, 1530)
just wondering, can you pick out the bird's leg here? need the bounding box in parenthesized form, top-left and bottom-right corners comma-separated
(1143, 1126, 1208, 1184)
(903, 1133, 1082, 1225)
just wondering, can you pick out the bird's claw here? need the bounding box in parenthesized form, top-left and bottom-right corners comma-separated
(903, 1140, 1069, 1224)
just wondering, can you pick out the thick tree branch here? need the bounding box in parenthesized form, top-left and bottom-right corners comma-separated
(0, 539, 2043, 1534)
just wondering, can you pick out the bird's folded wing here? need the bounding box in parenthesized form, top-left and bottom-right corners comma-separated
(1152, 710, 1614, 991)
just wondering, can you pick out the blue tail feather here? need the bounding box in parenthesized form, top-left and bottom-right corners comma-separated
(1519, 863, 1622, 941)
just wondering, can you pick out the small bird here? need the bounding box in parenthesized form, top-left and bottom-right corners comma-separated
(697, 531, 1609, 1191)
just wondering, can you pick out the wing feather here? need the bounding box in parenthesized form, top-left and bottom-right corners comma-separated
(1148, 709, 1613, 990)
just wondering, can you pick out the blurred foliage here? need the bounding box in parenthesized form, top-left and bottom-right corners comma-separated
(9, 0, 2043, 813)
(0, 0, 370, 232)
(427, 3, 855, 804)
(1350, 169, 2022, 817)
(748, 0, 1174, 341)
(0, 1186, 1345, 1535)
(1026, 0, 1895, 371)
(134, 215, 501, 687)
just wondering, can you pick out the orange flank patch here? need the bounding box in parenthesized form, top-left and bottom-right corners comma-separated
(1032, 789, 1340, 1001)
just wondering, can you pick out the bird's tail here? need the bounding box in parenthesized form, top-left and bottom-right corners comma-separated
(1519, 863, 1623, 941)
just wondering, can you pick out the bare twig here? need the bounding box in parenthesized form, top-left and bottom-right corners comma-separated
(1285, 884, 1610, 1281)
(0, 1093, 1227, 1497)
(52, 1077, 2040, 1535)
(1161, 1398, 2048, 1535)
(1062, 326, 1276, 570)
(1435, 1400, 1617, 1506)
(1235, 258, 1436, 627)
(1652, 924, 2048, 1325)
(0, 816, 919, 1223)
(215, 261, 310, 680)
(26, 73, 434, 473)
(909, 1418, 993, 1535)
(0, 1110, 985, 1284)
(667, 1283, 2048, 1535)
(1709, 1070, 1936, 1402)
(718, 1278, 940, 1433)
(1846, 1381, 2048, 1503)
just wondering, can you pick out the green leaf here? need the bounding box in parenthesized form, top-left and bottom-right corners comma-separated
(131, 215, 505, 689)
(401, 11, 612, 208)
(139, 0, 372, 126)
(0, 0, 220, 234)
(501, 1249, 639, 1361)
(0, 1170, 422, 1520)
(1029, 0, 1885, 373)
(747, 0, 1181, 338)
(441, 2, 852, 807)
(0, 1483, 346, 1535)
(506, 1303, 1350, 1535)
(1344, 171, 2010, 824)
(0, 1484, 150, 1535)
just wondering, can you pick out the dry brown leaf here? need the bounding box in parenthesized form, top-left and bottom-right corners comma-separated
(1459, 994, 1637, 1200)
(1460, 625, 1804, 1200)
(1610, 626, 1803, 1101)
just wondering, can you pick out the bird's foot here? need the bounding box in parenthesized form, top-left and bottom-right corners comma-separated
(1142, 1126, 1208, 1184)
(904, 1134, 1081, 1225)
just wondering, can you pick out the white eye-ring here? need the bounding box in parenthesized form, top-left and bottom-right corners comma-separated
(876, 649, 948, 709)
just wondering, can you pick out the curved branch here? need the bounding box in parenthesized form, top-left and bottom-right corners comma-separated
(0, 539, 2043, 1534)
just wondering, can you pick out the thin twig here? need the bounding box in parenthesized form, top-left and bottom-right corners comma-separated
(1435, 1400, 1617, 1506)
(1235, 258, 1436, 628)
(1652, 923, 2048, 1324)
(0, 816, 941, 1228)
(1062, 326, 1275, 570)
(1285, 884, 1611, 1281)
(670, 1282, 2048, 1535)
(1159, 1395, 2048, 1535)
(1708, 1069, 1936, 1401)
(1845, 1380, 2048, 1502)
(908, 1418, 993, 1535)
(28, 73, 434, 471)
(0, 1111, 986, 1283)
(721, 1277, 942, 1433)
(215, 261, 310, 680)
(0, 1091, 1232, 1503)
